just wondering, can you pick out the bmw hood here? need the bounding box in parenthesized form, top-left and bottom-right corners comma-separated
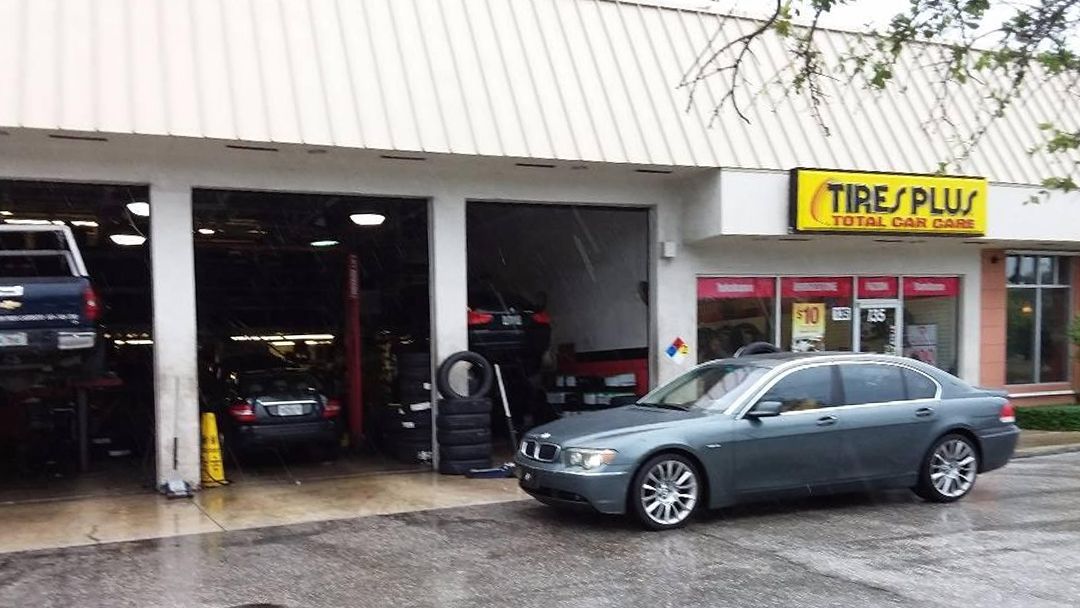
(524, 406, 704, 447)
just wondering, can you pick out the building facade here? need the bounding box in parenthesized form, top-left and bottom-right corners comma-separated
(0, 0, 1078, 490)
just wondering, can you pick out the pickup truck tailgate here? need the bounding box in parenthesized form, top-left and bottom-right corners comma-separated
(0, 277, 90, 329)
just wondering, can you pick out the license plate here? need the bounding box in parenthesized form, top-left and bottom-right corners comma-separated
(276, 404, 304, 416)
(0, 332, 27, 347)
(501, 314, 522, 326)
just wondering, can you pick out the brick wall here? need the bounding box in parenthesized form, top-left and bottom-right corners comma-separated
(979, 250, 1007, 388)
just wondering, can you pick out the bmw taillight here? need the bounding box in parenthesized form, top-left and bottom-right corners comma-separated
(467, 309, 494, 326)
(83, 286, 101, 322)
(999, 401, 1016, 424)
(323, 398, 342, 418)
(228, 400, 256, 423)
(531, 310, 551, 324)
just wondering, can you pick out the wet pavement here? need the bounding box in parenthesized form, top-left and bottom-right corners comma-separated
(3, 452, 1080, 608)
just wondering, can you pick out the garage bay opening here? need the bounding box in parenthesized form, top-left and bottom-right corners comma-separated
(193, 189, 430, 482)
(466, 202, 650, 448)
(0, 180, 154, 501)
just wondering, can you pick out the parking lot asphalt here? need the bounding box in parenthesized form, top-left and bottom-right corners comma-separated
(2, 452, 1079, 608)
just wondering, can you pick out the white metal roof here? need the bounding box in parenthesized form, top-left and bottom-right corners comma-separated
(0, 0, 1074, 185)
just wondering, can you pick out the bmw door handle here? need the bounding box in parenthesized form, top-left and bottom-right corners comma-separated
(816, 415, 838, 426)
(915, 407, 935, 418)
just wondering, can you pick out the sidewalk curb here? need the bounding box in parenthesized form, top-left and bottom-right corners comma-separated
(1013, 444, 1080, 459)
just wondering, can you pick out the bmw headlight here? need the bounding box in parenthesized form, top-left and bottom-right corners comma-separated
(564, 448, 617, 470)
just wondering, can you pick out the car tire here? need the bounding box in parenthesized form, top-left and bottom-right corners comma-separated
(440, 442, 492, 461)
(397, 352, 432, 369)
(398, 367, 431, 382)
(389, 439, 434, 464)
(436, 413, 490, 430)
(436, 351, 494, 400)
(437, 427, 491, 446)
(914, 433, 979, 503)
(381, 406, 433, 429)
(630, 453, 702, 531)
(438, 398, 491, 416)
(438, 458, 493, 475)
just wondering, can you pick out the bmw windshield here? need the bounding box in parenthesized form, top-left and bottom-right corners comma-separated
(637, 362, 768, 412)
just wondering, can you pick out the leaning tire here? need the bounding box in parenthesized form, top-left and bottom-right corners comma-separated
(733, 341, 779, 357)
(439, 458, 493, 475)
(630, 453, 702, 531)
(436, 351, 494, 400)
(438, 398, 491, 415)
(440, 442, 492, 461)
(437, 427, 491, 446)
(914, 433, 979, 503)
(436, 413, 490, 430)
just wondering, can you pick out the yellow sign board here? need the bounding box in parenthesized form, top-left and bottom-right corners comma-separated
(791, 169, 987, 236)
(791, 302, 826, 351)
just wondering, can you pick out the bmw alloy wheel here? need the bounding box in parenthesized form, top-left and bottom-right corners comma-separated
(639, 458, 699, 528)
(930, 438, 977, 498)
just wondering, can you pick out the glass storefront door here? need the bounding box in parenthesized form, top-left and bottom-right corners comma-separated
(854, 301, 901, 355)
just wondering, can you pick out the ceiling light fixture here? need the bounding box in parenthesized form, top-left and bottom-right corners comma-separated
(110, 234, 147, 246)
(71, 220, 99, 227)
(310, 239, 339, 247)
(197, 228, 215, 235)
(229, 333, 334, 342)
(0, 211, 12, 216)
(4, 218, 52, 225)
(350, 213, 386, 226)
(126, 202, 150, 217)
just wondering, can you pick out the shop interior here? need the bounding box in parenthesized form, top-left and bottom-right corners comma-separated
(193, 189, 432, 482)
(466, 201, 650, 439)
(0, 180, 154, 501)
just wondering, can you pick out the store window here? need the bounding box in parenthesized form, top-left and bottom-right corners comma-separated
(780, 277, 853, 353)
(902, 277, 960, 376)
(1006, 255, 1072, 384)
(697, 277, 775, 362)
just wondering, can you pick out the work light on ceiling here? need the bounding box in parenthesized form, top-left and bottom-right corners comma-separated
(126, 202, 150, 217)
(349, 213, 385, 226)
(110, 234, 146, 246)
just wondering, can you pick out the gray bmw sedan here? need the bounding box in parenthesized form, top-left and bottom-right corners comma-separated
(515, 353, 1019, 530)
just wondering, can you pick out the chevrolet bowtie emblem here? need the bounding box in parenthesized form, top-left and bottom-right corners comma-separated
(0, 300, 21, 311)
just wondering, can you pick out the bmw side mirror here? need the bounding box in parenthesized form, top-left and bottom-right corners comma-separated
(746, 400, 783, 419)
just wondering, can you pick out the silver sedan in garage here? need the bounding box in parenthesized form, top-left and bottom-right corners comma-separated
(515, 353, 1019, 530)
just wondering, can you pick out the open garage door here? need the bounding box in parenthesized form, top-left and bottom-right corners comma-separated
(193, 190, 432, 483)
(467, 202, 650, 436)
(0, 180, 154, 501)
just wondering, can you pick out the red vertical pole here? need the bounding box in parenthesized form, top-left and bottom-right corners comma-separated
(345, 253, 364, 443)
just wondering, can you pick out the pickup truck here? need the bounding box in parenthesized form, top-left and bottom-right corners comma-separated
(0, 225, 103, 390)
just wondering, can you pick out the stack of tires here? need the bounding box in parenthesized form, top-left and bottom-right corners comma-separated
(436, 351, 494, 475)
(382, 352, 433, 464)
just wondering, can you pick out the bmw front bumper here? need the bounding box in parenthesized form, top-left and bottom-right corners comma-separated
(514, 456, 632, 515)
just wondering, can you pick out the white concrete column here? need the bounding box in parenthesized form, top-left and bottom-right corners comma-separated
(428, 194, 469, 466)
(150, 183, 201, 489)
(652, 196, 697, 387)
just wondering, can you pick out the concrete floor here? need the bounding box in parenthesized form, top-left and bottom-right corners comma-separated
(2, 452, 1080, 608)
(0, 469, 524, 554)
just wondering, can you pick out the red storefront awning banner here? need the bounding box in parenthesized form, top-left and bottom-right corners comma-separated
(857, 276, 899, 299)
(781, 277, 853, 298)
(697, 277, 775, 300)
(904, 276, 960, 298)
